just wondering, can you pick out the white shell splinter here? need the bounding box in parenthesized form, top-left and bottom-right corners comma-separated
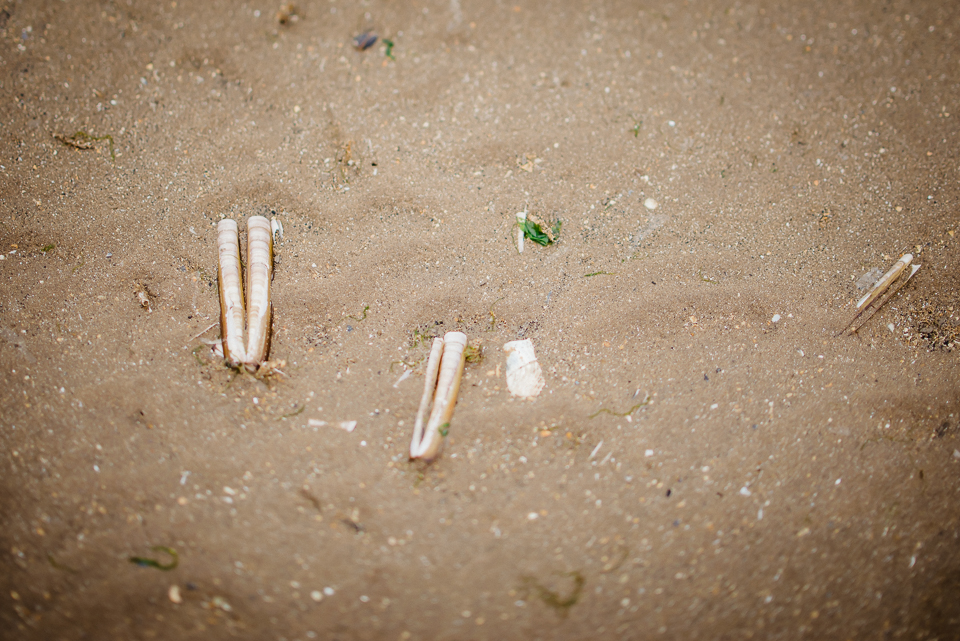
(410, 332, 467, 460)
(216, 216, 274, 371)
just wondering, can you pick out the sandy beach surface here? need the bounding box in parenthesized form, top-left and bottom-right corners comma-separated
(1, 1, 959, 638)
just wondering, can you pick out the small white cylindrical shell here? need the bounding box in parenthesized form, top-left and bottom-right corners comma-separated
(516, 211, 527, 253)
(243, 216, 273, 371)
(216, 219, 246, 366)
(410, 332, 467, 460)
(503, 339, 545, 398)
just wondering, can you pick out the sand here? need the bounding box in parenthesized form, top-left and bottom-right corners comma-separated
(2, 0, 959, 638)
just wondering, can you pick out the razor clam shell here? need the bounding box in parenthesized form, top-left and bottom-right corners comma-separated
(845, 263, 921, 335)
(216, 219, 246, 366)
(243, 216, 274, 371)
(856, 253, 912, 311)
(411, 332, 467, 460)
(410, 338, 444, 459)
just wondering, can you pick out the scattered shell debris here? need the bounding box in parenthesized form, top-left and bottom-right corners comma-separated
(503, 339, 545, 398)
(410, 332, 467, 460)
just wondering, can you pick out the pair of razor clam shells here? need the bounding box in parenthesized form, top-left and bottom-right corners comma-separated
(216, 217, 273, 372)
(214, 225, 471, 461)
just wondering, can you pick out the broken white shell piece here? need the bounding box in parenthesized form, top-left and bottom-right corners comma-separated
(856, 253, 912, 311)
(216, 219, 246, 366)
(393, 368, 413, 388)
(308, 419, 355, 432)
(243, 216, 273, 372)
(503, 339, 545, 398)
(271, 216, 284, 242)
(516, 211, 527, 253)
(410, 332, 467, 460)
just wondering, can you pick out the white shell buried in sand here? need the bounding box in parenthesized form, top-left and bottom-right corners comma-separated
(503, 339, 545, 398)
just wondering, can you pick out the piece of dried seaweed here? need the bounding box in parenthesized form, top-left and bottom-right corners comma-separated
(54, 131, 115, 161)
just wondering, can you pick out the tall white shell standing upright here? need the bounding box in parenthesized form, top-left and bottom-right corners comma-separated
(243, 216, 273, 372)
(410, 332, 467, 460)
(216, 219, 246, 367)
(503, 339, 545, 398)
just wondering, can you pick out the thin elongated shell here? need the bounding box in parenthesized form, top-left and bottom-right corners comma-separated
(856, 253, 912, 311)
(410, 337, 444, 457)
(216, 219, 246, 366)
(845, 263, 920, 335)
(410, 332, 467, 460)
(243, 216, 273, 371)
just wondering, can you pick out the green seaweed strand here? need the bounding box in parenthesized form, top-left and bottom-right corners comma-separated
(129, 546, 178, 570)
(589, 395, 652, 418)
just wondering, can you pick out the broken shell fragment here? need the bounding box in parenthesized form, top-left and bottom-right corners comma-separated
(410, 332, 467, 460)
(243, 216, 274, 372)
(216, 219, 246, 367)
(503, 339, 545, 398)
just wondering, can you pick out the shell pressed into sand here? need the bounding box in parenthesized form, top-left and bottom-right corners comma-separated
(243, 216, 273, 371)
(216, 219, 246, 367)
(410, 332, 467, 460)
(503, 339, 544, 398)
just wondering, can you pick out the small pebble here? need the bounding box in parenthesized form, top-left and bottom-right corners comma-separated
(643, 198, 658, 210)
(323, 587, 335, 596)
(360, 595, 370, 602)
(739, 486, 752, 497)
(771, 314, 781, 323)
(311, 590, 323, 602)
(527, 512, 539, 520)
(644, 449, 654, 457)
(168, 585, 182, 604)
